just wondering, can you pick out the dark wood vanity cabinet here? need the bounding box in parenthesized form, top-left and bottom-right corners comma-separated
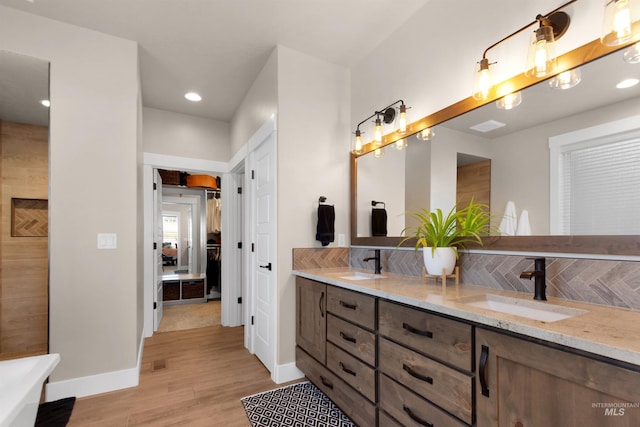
(475, 328, 640, 427)
(295, 277, 377, 426)
(378, 300, 474, 426)
(296, 277, 326, 363)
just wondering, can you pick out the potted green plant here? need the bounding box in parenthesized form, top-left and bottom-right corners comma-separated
(401, 199, 491, 275)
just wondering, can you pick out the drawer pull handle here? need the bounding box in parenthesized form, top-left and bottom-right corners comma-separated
(320, 375, 334, 390)
(339, 331, 357, 343)
(480, 345, 490, 397)
(403, 405, 434, 427)
(339, 300, 358, 310)
(402, 322, 433, 338)
(339, 362, 356, 376)
(319, 292, 325, 318)
(403, 363, 433, 384)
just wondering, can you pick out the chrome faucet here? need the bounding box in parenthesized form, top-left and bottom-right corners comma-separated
(520, 257, 546, 301)
(363, 249, 382, 274)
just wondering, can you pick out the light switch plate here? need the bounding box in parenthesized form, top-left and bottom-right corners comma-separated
(338, 233, 346, 247)
(97, 233, 117, 249)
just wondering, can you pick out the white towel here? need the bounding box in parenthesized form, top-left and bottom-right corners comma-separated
(498, 201, 518, 236)
(516, 209, 532, 236)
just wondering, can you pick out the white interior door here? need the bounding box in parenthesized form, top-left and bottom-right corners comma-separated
(153, 170, 164, 330)
(251, 131, 276, 373)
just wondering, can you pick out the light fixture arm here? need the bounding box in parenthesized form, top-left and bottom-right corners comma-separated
(480, 0, 576, 61)
(354, 99, 406, 132)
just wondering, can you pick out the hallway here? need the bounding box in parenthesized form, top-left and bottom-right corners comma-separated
(68, 325, 292, 426)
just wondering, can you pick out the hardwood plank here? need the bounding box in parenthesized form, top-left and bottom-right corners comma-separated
(68, 325, 299, 426)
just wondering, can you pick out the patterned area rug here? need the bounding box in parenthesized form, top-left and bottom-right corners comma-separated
(241, 381, 355, 427)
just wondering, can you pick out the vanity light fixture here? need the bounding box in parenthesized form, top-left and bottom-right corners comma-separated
(623, 41, 640, 63)
(472, 0, 575, 99)
(373, 147, 383, 158)
(373, 116, 383, 145)
(415, 127, 434, 141)
(496, 91, 522, 110)
(351, 99, 409, 154)
(184, 92, 202, 102)
(395, 138, 407, 150)
(549, 68, 582, 89)
(352, 129, 364, 154)
(601, 0, 638, 46)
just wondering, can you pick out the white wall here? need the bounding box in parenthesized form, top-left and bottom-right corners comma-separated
(230, 49, 278, 160)
(275, 45, 350, 368)
(0, 5, 142, 395)
(143, 107, 230, 161)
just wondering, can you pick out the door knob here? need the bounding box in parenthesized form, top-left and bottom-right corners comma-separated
(259, 262, 272, 271)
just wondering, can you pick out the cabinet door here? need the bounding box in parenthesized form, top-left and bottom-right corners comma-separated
(476, 328, 640, 427)
(296, 277, 326, 364)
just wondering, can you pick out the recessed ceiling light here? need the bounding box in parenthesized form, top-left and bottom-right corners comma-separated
(469, 119, 506, 133)
(184, 92, 202, 102)
(40, 99, 50, 107)
(616, 78, 639, 89)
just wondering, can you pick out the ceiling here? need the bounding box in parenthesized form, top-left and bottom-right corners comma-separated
(0, 0, 430, 123)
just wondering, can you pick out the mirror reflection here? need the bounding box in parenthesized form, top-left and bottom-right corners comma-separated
(356, 48, 640, 238)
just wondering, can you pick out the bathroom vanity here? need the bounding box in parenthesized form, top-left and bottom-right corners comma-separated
(294, 268, 640, 426)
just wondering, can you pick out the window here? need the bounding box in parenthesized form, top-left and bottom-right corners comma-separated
(162, 214, 179, 247)
(550, 116, 640, 235)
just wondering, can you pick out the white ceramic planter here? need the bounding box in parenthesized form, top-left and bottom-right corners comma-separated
(423, 247, 457, 276)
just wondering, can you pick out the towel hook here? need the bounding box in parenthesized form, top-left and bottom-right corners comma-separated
(372, 200, 385, 209)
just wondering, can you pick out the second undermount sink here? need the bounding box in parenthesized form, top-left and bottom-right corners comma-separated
(339, 271, 386, 281)
(456, 294, 587, 322)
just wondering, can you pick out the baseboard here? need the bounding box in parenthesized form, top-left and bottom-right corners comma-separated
(272, 361, 304, 384)
(45, 330, 145, 401)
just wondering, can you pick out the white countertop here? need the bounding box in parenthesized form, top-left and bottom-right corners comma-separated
(293, 267, 640, 367)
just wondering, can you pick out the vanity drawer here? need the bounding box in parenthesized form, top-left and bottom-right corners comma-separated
(378, 410, 403, 426)
(327, 342, 376, 402)
(379, 300, 472, 371)
(379, 338, 473, 424)
(327, 286, 376, 330)
(296, 347, 376, 427)
(379, 374, 468, 427)
(327, 314, 376, 366)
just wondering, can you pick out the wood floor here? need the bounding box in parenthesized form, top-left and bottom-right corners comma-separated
(68, 325, 299, 426)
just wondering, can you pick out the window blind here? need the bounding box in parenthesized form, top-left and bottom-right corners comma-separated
(559, 136, 640, 235)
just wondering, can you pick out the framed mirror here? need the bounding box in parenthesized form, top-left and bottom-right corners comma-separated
(351, 35, 640, 256)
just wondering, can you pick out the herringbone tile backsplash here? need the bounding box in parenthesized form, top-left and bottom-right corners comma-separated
(348, 247, 640, 311)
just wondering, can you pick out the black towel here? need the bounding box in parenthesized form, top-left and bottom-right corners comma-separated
(371, 208, 388, 236)
(316, 204, 335, 246)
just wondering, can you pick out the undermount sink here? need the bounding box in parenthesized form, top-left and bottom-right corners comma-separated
(456, 294, 587, 322)
(339, 272, 386, 281)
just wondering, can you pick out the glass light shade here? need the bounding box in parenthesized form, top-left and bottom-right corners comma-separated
(601, 0, 635, 46)
(623, 42, 640, 63)
(472, 58, 493, 100)
(526, 25, 557, 78)
(395, 138, 407, 150)
(352, 130, 363, 154)
(549, 68, 582, 90)
(373, 147, 383, 158)
(373, 118, 383, 146)
(415, 128, 434, 141)
(496, 91, 522, 110)
(398, 105, 407, 134)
